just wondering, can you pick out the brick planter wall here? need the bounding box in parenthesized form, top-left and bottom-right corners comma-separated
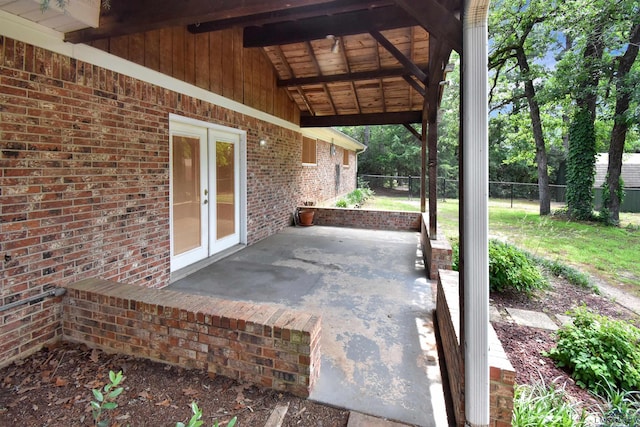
(63, 278, 321, 397)
(421, 214, 452, 280)
(308, 207, 421, 231)
(436, 270, 514, 427)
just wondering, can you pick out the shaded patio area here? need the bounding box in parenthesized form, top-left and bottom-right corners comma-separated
(170, 226, 447, 426)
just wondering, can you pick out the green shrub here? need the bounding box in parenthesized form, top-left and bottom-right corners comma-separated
(545, 307, 640, 396)
(489, 240, 547, 294)
(512, 381, 587, 427)
(451, 239, 547, 295)
(335, 199, 348, 208)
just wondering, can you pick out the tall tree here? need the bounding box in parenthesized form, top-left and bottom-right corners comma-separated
(603, 20, 640, 224)
(489, 0, 554, 215)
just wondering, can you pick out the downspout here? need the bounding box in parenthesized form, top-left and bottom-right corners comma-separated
(0, 287, 67, 312)
(462, 0, 490, 426)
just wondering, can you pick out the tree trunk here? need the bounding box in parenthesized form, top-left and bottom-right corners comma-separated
(605, 22, 640, 224)
(566, 23, 606, 219)
(515, 47, 551, 215)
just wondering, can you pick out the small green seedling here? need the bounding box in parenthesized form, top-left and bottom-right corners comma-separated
(91, 370, 124, 427)
(176, 402, 237, 427)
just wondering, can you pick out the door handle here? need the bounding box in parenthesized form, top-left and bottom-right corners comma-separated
(203, 199, 208, 204)
(204, 189, 208, 196)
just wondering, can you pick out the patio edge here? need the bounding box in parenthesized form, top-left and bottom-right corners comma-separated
(62, 278, 321, 398)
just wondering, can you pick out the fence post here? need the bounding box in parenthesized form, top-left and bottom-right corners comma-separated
(510, 183, 514, 208)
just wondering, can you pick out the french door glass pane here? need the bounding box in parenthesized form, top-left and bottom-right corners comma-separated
(172, 136, 201, 255)
(216, 141, 235, 239)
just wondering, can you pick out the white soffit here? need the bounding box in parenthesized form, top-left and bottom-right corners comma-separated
(0, 0, 99, 32)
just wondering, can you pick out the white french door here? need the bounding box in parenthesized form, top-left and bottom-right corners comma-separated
(170, 120, 243, 272)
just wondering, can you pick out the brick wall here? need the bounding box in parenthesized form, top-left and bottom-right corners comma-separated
(309, 207, 421, 231)
(436, 270, 515, 427)
(63, 278, 321, 397)
(420, 214, 453, 279)
(0, 36, 344, 366)
(299, 140, 358, 205)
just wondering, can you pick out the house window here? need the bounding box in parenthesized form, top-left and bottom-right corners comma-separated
(302, 137, 317, 164)
(343, 149, 350, 166)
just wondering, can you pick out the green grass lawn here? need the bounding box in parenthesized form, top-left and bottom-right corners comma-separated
(364, 195, 640, 291)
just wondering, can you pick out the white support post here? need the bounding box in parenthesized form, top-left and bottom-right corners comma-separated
(462, 0, 490, 426)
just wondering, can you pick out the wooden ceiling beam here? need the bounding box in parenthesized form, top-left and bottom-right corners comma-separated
(394, 0, 462, 53)
(188, 0, 394, 34)
(277, 67, 413, 87)
(403, 75, 426, 97)
(300, 111, 422, 127)
(370, 30, 428, 83)
(243, 5, 415, 47)
(64, 0, 342, 43)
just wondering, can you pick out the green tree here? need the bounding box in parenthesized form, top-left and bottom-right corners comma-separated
(489, 0, 555, 215)
(556, 0, 631, 220)
(603, 19, 640, 224)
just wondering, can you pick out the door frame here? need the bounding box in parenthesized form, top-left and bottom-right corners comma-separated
(169, 113, 247, 272)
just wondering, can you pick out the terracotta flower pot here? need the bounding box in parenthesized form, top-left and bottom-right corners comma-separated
(299, 209, 314, 226)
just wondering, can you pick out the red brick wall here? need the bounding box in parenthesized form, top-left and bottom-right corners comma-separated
(63, 278, 321, 397)
(299, 139, 358, 205)
(420, 214, 453, 279)
(309, 207, 420, 231)
(436, 270, 515, 427)
(0, 36, 341, 366)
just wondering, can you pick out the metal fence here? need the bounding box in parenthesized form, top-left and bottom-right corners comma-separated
(359, 174, 640, 213)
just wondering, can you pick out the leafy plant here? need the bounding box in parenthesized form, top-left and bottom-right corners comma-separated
(545, 307, 640, 396)
(488, 239, 548, 295)
(91, 370, 124, 427)
(176, 402, 237, 427)
(451, 238, 547, 295)
(512, 380, 587, 427)
(593, 385, 640, 427)
(566, 107, 597, 221)
(335, 199, 348, 208)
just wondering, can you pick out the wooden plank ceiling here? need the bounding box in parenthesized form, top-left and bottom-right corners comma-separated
(65, 0, 463, 127)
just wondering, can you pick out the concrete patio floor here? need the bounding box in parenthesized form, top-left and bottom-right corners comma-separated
(169, 226, 447, 426)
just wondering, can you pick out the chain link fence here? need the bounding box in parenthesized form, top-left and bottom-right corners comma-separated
(359, 174, 640, 212)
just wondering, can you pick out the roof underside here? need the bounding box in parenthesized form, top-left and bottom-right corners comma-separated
(30, 0, 464, 127)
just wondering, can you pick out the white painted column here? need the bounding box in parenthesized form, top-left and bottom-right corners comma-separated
(462, 0, 490, 426)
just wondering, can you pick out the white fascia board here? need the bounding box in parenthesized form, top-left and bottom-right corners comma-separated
(301, 127, 365, 152)
(0, 10, 300, 133)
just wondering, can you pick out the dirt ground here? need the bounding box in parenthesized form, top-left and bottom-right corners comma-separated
(491, 275, 639, 409)
(1, 273, 637, 426)
(0, 344, 349, 427)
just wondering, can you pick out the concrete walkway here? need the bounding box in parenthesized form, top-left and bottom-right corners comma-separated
(170, 226, 447, 427)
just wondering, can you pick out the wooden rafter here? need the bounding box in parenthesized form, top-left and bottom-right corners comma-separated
(243, 5, 415, 47)
(373, 37, 387, 113)
(305, 41, 337, 115)
(409, 26, 416, 108)
(403, 124, 422, 141)
(394, 0, 462, 53)
(272, 45, 315, 115)
(277, 67, 411, 87)
(188, 0, 394, 34)
(403, 75, 426, 97)
(337, 37, 362, 114)
(370, 31, 428, 83)
(300, 111, 422, 127)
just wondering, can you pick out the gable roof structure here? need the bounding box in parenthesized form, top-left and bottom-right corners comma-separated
(595, 153, 640, 188)
(0, 0, 461, 129)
